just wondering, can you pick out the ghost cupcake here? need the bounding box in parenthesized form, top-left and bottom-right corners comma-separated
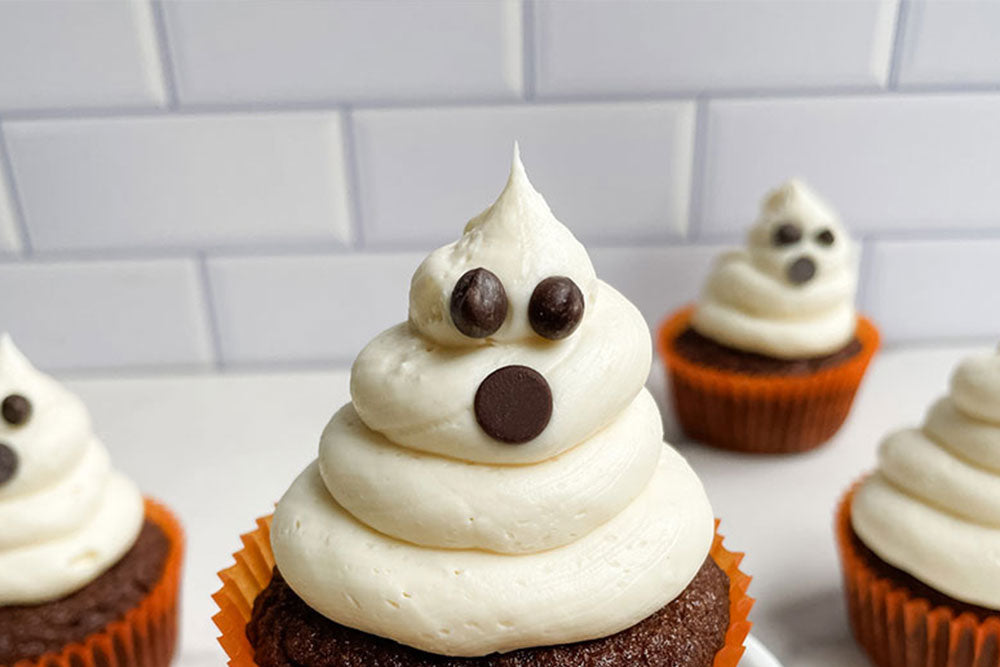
(0, 336, 183, 667)
(214, 148, 753, 666)
(658, 180, 879, 454)
(837, 348, 1000, 666)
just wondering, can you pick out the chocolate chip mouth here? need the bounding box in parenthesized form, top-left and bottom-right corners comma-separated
(787, 255, 816, 285)
(0, 442, 18, 486)
(474, 365, 553, 444)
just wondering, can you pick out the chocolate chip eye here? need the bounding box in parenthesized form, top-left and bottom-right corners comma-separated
(450, 268, 508, 338)
(0, 443, 17, 485)
(529, 276, 585, 340)
(773, 223, 802, 247)
(1, 394, 31, 427)
(816, 228, 835, 246)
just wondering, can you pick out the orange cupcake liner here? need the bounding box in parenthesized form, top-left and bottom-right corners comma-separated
(658, 305, 880, 454)
(213, 515, 752, 667)
(10, 498, 184, 667)
(836, 482, 1000, 667)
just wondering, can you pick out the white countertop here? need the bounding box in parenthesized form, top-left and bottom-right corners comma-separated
(62, 342, 988, 667)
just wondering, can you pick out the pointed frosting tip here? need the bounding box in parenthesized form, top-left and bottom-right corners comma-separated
(507, 140, 527, 187)
(0, 333, 33, 374)
(0, 332, 16, 359)
(760, 178, 838, 223)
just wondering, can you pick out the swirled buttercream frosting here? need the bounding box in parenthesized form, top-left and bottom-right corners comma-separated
(0, 335, 143, 605)
(853, 348, 1000, 610)
(691, 180, 858, 359)
(271, 146, 715, 656)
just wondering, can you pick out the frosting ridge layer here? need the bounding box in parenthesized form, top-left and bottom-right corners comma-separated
(853, 350, 1000, 609)
(0, 335, 143, 605)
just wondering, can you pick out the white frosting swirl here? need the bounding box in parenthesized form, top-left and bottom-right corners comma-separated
(691, 180, 859, 358)
(0, 335, 143, 605)
(853, 349, 1000, 609)
(319, 389, 663, 554)
(272, 147, 715, 656)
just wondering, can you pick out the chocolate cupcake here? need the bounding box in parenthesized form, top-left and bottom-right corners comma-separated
(0, 335, 183, 667)
(214, 147, 752, 666)
(838, 347, 1000, 666)
(659, 180, 879, 454)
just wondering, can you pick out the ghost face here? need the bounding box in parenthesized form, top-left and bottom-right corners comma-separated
(0, 394, 30, 486)
(447, 268, 585, 444)
(746, 185, 851, 288)
(0, 342, 92, 498)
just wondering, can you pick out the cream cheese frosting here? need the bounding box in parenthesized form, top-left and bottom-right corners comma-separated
(691, 179, 859, 359)
(0, 335, 143, 605)
(271, 146, 715, 656)
(853, 349, 1000, 610)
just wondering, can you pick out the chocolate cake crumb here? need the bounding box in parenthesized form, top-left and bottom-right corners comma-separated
(849, 524, 998, 620)
(674, 326, 861, 376)
(0, 520, 170, 664)
(248, 557, 730, 667)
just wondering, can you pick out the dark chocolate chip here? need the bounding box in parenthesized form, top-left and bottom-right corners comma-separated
(0, 443, 17, 486)
(787, 256, 817, 285)
(450, 268, 508, 338)
(474, 365, 552, 444)
(1, 394, 31, 426)
(772, 222, 802, 247)
(529, 276, 585, 340)
(816, 228, 835, 246)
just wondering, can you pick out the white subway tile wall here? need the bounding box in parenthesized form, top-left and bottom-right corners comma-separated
(700, 95, 1000, 236)
(534, 0, 897, 96)
(206, 253, 422, 366)
(3, 113, 352, 252)
(0, 0, 165, 112)
(897, 0, 1000, 87)
(163, 0, 523, 105)
(0, 0, 996, 372)
(353, 102, 695, 246)
(590, 246, 724, 329)
(0, 259, 212, 370)
(864, 239, 1000, 341)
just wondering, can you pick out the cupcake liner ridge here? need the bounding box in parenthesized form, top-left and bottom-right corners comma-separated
(659, 305, 880, 454)
(837, 481, 1000, 667)
(7, 498, 184, 667)
(214, 515, 751, 667)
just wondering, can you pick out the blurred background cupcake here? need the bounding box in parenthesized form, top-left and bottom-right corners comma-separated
(659, 180, 879, 454)
(837, 346, 1000, 666)
(0, 335, 183, 667)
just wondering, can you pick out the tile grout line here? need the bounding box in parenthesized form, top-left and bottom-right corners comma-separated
(886, 0, 911, 90)
(2, 228, 1000, 267)
(0, 121, 34, 257)
(684, 97, 710, 241)
(148, 0, 182, 109)
(340, 108, 367, 250)
(195, 252, 227, 371)
(5, 86, 1000, 124)
(856, 234, 876, 313)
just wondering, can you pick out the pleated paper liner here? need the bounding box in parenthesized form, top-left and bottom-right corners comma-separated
(10, 498, 184, 667)
(214, 515, 753, 667)
(837, 483, 1000, 667)
(658, 305, 880, 454)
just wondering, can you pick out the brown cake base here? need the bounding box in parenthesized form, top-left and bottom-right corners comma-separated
(847, 524, 996, 621)
(0, 520, 171, 664)
(673, 326, 862, 376)
(836, 485, 1000, 667)
(247, 557, 730, 667)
